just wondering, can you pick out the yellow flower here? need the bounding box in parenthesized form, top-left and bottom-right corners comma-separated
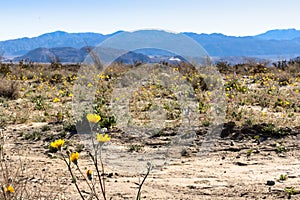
(97, 134, 111, 143)
(50, 139, 65, 150)
(5, 185, 15, 193)
(70, 152, 79, 165)
(53, 97, 61, 103)
(86, 169, 93, 180)
(86, 113, 101, 123)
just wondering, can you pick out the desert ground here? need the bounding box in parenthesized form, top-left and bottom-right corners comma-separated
(0, 60, 300, 199)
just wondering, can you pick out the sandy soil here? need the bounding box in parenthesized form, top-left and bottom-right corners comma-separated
(2, 122, 300, 200)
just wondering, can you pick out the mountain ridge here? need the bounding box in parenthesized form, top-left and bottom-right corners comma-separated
(1, 29, 300, 59)
(255, 28, 300, 40)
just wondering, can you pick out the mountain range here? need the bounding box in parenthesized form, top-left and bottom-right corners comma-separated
(1, 29, 300, 63)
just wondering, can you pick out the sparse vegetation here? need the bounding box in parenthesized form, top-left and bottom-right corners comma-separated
(0, 60, 299, 199)
(279, 174, 288, 181)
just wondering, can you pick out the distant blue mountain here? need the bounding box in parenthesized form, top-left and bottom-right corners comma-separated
(0, 31, 121, 56)
(183, 32, 300, 56)
(13, 47, 90, 63)
(254, 28, 300, 40)
(1, 29, 300, 60)
(13, 46, 152, 64)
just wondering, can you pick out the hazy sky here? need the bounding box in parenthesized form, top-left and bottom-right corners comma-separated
(0, 0, 299, 41)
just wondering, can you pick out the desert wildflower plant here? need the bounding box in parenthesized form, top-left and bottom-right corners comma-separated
(48, 113, 151, 199)
(49, 113, 111, 200)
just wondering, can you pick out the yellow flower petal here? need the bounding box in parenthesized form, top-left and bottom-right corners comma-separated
(97, 134, 111, 143)
(5, 185, 15, 193)
(86, 113, 101, 123)
(53, 97, 61, 103)
(86, 169, 93, 180)
(50, 139, 65, 150)
(70, 152, 79, 164)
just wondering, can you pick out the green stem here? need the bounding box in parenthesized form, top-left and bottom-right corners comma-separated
(136, 164, 152, 200)
(77, 166, 99, 200)
(2, 187, 7, 200)
(90, 152, 107, 200)
(100, 150, 106, 194)
(62, 156, 85, 200)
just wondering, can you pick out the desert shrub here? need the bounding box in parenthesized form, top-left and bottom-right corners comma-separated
(50, 73, 64, 84)
(31, 95, 46, 110)
(216, 61, 232, 74)
(0, 79, 20, 99)
(0, 64, 11, 77)
(286, 62, 300, 77)
(224, 79, 247, 93)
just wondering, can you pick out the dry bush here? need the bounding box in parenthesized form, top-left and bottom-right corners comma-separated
(286, 63, 300, 77)
(0, 79, 19, 99)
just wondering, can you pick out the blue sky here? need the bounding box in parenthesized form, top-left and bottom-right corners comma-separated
(0, 0, 300, 41)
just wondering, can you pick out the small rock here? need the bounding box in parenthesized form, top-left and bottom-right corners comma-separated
(236, 162, 247, 166)
(230, 141, 235, 146)
(266, 180, 275, 186)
